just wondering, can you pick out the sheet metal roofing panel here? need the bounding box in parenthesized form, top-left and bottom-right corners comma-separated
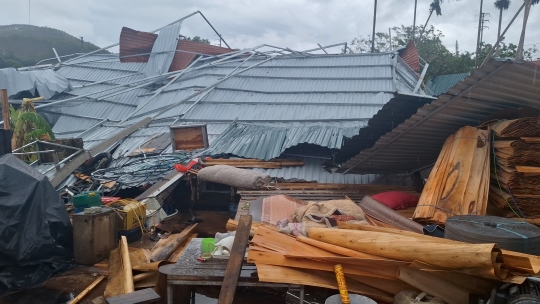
(426, 72, 470, 96)
(204, 123, 364, 160)
(185, 65, 393, 79)
(339, 60, 540, 174)
(143, 22, 182, 77)
(57, 66, 144, 85)
(52, 115, 103, 135)
(120, 27, 158, 62)
(253, 157, 376, 184)
(230, 53, 395, 67)
(0, 67, 72, 99)
(156, 103, 382, 121)
(169, 40, 233, 71)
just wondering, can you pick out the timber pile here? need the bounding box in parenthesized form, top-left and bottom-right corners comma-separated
(413, 126, 491, 225)
(489, 119, 540, 218)
(201, 158, 304, 168)
(249, 225, 540, 304)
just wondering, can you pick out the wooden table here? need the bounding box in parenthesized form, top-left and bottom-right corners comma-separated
(159, 238, 304, 304)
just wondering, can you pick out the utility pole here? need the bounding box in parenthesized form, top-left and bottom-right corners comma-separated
(389, 28, 392, 50)
(475, 0, 484, 68)
(371, 0, 377, 53)
(479, 13, 490, 46)
(413, 0, 418, 41)
(80, 37, 84, 53)
(28, 0, 31, 25)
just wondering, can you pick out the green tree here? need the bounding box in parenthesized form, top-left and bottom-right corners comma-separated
(350, 25, 538, 81)
(183, 36, 211, 44)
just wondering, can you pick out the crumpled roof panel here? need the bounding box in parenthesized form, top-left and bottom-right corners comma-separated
(0, 67, 72, 99)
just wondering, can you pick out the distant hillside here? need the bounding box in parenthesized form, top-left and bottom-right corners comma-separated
(0, 24, 109, 68)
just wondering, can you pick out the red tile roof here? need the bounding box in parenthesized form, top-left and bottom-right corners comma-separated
(399, 41, 421, 73)
(119, 27, 234, 71)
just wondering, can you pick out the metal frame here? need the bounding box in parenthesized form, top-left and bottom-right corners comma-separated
(166, 281, 303, 304)
(169, 124, 209, 152)
(11, 140, 83, 174)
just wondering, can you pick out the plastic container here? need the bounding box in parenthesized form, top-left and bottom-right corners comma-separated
(394, 291, 445, 304)
(201, 238, 215, 258)
(73, 191, 102, 208)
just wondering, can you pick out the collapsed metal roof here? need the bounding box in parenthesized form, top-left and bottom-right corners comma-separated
(1, 12, 433, 184)
(338, 60, 540, 174)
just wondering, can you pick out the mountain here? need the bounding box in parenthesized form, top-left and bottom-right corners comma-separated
(0, 24, 109, 68)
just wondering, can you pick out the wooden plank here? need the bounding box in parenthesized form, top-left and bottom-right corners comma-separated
(1, 89, 10, 130)
(218, 215, 252, 304)
(256, 264, 394, 303)
(309, 228, 504, 280)
(70, 276, 106, 304)
(106, 288, 160, 304)
(226, 219, 279, 237)
(105, 236, 135, 298)
(398, 266, 470, 304)
(149, 224, 198, 262)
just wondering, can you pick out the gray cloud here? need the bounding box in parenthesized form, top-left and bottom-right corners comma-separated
(0, 0, 538, 57)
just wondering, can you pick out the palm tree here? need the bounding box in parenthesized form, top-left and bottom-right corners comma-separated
(418, 0, 443, 41)
(516, 0, 540, 60)
(418, 0, 459, 41)
(494, 0, 511, 44)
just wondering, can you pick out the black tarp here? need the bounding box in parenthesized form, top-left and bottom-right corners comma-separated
(0, 154, 73, 291)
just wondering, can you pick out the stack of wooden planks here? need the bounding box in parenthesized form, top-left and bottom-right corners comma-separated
(489, 119, 540, 219)
(249, 224, 540, 304)
(201, 158, 304, 168)
(413, 126, 491, 225)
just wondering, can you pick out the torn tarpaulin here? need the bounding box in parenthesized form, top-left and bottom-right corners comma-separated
(0, 154, 73, 291)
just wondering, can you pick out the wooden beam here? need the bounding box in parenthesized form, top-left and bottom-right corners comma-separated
(1, 89, 9, 130)
(218, 215, 252, 304)
(70, 276, 106, 304)
(149, 224, 198, 262)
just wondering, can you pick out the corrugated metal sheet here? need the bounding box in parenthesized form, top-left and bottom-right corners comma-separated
(334, 93, 436, 163)
(204, 123, 363, 160)
(143, 22, 182, 77)
(253, 157, 376, 184)
(119, 26, 233, 71)
(0, 68, 72, 99)
(119, 27, 158, 62)
(426, 72, 469, 96)
(339, 60, 540, 174)
(169, 40, 233, 72)
(398, 41, 420, 72)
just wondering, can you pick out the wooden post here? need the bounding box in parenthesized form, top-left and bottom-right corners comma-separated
(218, 215, 252, 304)
(1, 89, 9, 130)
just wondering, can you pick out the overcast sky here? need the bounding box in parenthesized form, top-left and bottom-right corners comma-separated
(0, 0, 539, 56)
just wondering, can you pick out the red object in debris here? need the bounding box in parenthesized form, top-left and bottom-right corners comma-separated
(371, 191, 419, 210)
(174, 159, 198, 172)
(101, 197, 121, 204)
